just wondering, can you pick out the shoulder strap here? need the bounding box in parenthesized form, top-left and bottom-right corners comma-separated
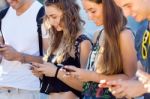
(0, 7, 9, 44)
(94, 29, 103, 46)
(0, 7, 9, 31)
(36, 6, 45, 56)
(75, 34, 92, 60)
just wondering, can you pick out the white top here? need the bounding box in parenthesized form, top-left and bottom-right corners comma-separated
(0, 1, 47, 90)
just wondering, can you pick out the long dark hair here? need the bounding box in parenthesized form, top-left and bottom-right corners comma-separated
(44, 0, 84, 63)
(89, 0, 127, 75)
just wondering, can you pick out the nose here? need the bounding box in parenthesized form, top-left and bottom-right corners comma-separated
(6, 0, 13, 4)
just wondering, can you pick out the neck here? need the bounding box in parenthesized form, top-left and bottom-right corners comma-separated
(16, 0, 35, 15)
(146, 0, 150, 20)
(148, 14, 150, 21)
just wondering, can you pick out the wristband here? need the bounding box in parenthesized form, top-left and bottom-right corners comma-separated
(54, 66, 61, 78)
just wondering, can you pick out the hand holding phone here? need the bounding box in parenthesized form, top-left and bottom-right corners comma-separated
(29, 63, 40, 70)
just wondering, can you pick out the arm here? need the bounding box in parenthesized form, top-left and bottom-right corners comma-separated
(0, 38, 49, 64)
(80, 40, 91, 68)
(57, 39, 92, 91)
(20, 30, 49, 63)
(92, 29, 137, 82)
(64, 30, 137, 83)
(20, 38, 49, 63)
(35, 37, 92, 91)
(15, 24, 49, 63)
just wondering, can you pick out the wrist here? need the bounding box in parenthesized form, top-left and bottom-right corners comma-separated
(54, 66, 61, 78)
(18, 53, 25, 63)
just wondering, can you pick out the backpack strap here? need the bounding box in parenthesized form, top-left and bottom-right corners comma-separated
(0, 7, 9, 31)
(0, 7, 9, 44)
(36, 6, 45, 56)
(0, 6, 45, 56)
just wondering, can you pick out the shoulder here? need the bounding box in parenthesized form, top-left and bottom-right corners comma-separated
(119, 28, 134, 42)
(76, 34, 92, 49)
(80, 39, 92, 48)
(93, 29, 102, 44)
(76, 34, 91, 43)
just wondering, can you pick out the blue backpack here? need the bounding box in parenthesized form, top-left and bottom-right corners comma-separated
(0, 6, 45, 56)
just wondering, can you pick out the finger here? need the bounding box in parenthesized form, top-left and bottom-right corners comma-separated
(0, 47, 7, 52)
(139, 77, 149, 84)
(99, 80, 108, 88)
(32, 62, 46, 68)
(136, 70, 150, 78)
(63, 74, 72, 78)
(113, 92, 126, 99)
(111, 87, 126, 98)
(36, 67, 45, 72)
(59, 68, 67, 72)
(108, 85, 120, 92)
(64, 66, 78, 72)
(98, 83, 109, 88)
(110, 85, 124, 95)
(31, 62, 41, 67)
(107, 80, 120, 87)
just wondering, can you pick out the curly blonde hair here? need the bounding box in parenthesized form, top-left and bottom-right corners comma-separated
(43, 0, 84, 63)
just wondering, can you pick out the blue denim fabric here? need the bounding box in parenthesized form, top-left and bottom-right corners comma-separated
(135, 21, 150, 73)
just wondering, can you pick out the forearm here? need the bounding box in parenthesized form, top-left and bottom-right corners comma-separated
(17, 53, 43, 64)
(0, 36, 4, 44)
(88, 72, 131, 83)
(57, 69, 83, 91)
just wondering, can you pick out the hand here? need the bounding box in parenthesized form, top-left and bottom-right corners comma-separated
(63, 66, 91, 82)
(136, 69, 150, 92)
(99, 80, 118, 88)
(31, 64, 43, 78)
(106, 79, 146, 98)
(32, 62, 57, 77)
(0, 44, 21, 61)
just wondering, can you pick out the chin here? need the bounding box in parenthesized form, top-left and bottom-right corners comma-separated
(95, 22, 102, 26)
(135, 17, 144, 22)
(56, 28, 63, 31)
